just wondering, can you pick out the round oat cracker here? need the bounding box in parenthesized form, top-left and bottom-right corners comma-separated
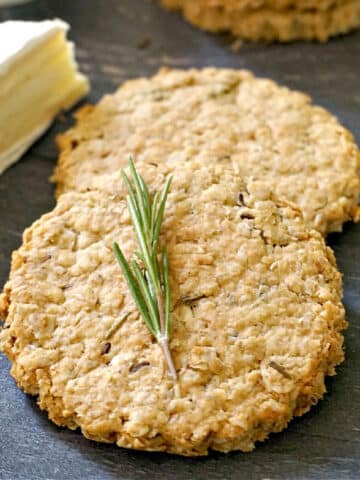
(160, 0, 360, 42)
(1, 163, 346, 455)
(54, 68, 360, 235)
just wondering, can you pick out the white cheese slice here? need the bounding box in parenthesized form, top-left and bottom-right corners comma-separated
(0, 19, 89, 174)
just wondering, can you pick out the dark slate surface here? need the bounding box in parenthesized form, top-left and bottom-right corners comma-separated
(0, 1, 359, 479)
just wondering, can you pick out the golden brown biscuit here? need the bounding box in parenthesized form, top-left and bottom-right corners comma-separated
(160, 0, 360, 41)
(1, 163, 346, 455)
(54, 68, 360, 235)
(163, 0, 342, 11)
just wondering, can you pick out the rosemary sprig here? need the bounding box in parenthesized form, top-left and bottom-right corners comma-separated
(113, 158, 177, 381)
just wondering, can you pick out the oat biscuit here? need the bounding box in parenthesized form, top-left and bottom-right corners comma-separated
(1, 163, 346, 455)
(160, 0, 360, 42)
(162, 0, 345, 10)
(54, 68, 360, 235)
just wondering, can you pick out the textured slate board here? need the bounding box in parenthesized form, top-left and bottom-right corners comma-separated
(0, 1, 359, 479)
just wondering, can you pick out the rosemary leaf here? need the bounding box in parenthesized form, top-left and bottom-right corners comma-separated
(127, 195, 156, 286)
(113, 242, 155, 336)
(121, 170, 140, 221)
(153, 176, 172, 252)
(139, 174, 152, 226)
(162, 247, 171, 337)
(129, 158, 151, 235)
(132, 260, 160, 335)
(151, 191, 160, 233)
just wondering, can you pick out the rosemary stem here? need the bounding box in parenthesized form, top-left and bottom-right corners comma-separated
(157, 291, 177, 381)
(158, 335, 178, 382)
(157, 291, 166, 335)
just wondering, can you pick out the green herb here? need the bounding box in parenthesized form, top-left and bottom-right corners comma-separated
(113, 158, 177, 381)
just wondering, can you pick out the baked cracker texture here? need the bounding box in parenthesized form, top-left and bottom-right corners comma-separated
(160, 0, 360, 42)
(0, 163, 346, 455)
(53, 68, 360, 235)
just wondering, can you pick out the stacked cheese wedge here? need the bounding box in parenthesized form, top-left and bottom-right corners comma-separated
(0, 19, 89, 174)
